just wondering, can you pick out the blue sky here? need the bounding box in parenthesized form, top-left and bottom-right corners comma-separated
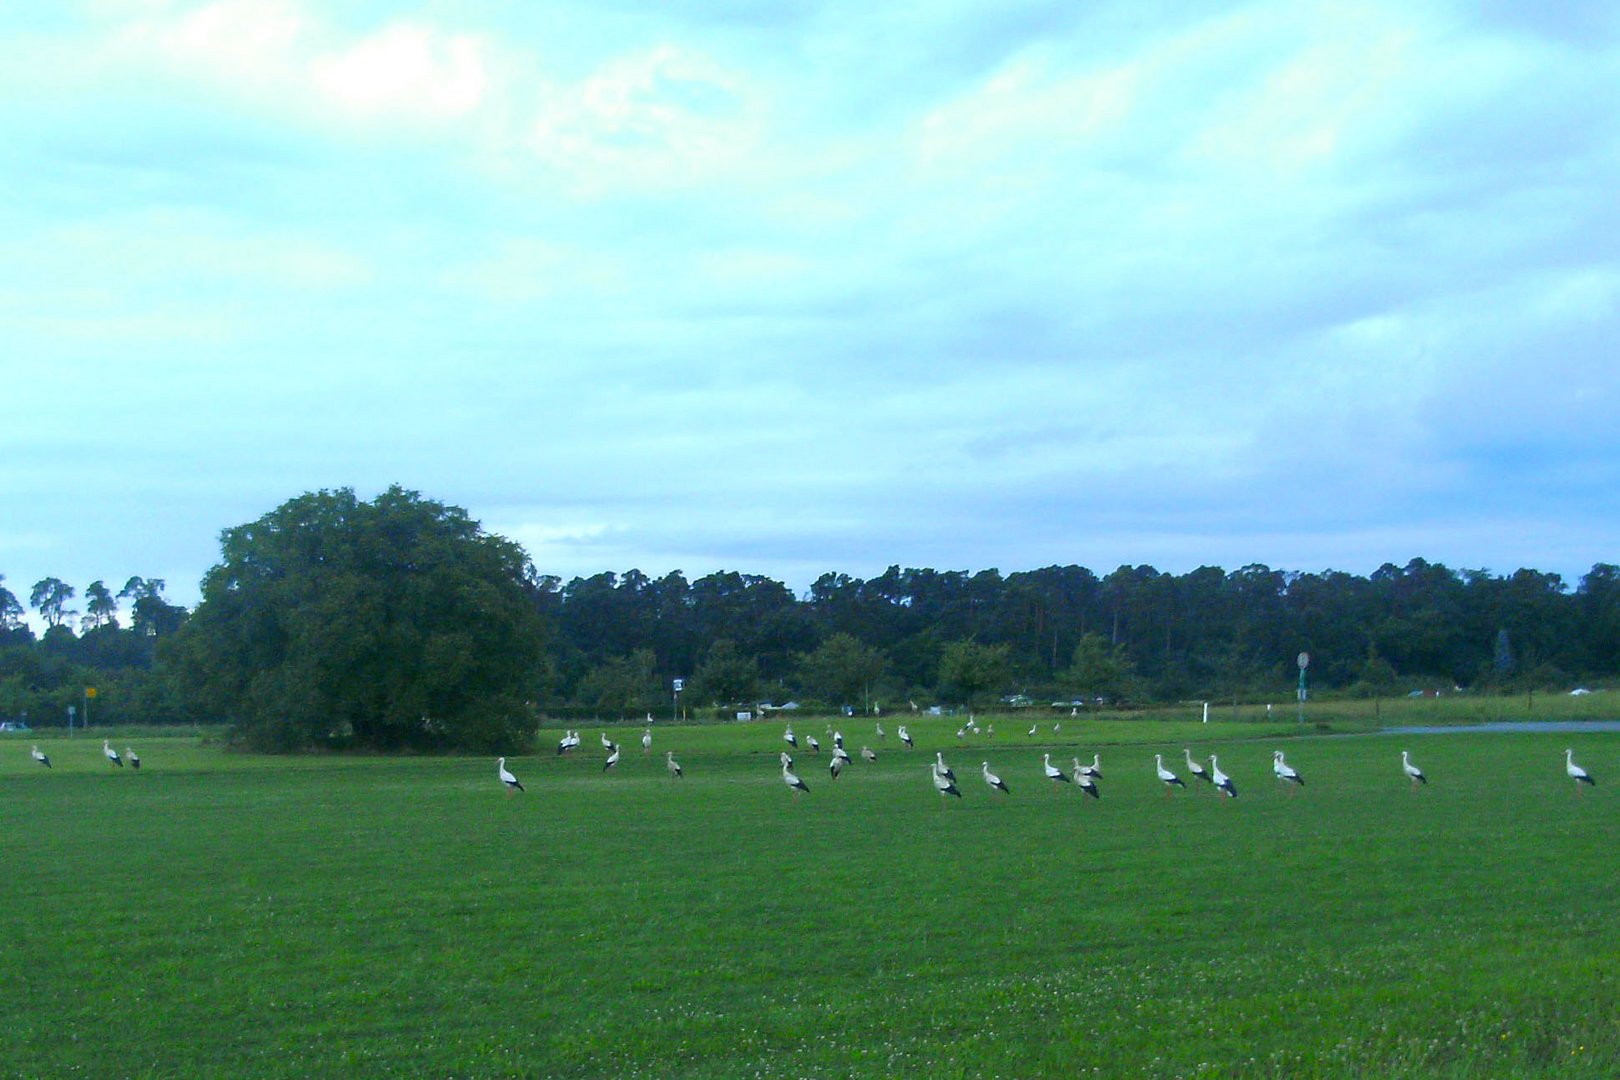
(3, 0, 1618, 619)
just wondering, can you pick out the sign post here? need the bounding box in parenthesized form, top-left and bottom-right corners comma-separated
(1296, 652, 1310, 723)
(672, 678, 684, 724)
(67, 704, 76, 735)
(85, 686, 96, 729)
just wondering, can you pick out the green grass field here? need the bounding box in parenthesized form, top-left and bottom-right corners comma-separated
(3, 708, 1618, 1078)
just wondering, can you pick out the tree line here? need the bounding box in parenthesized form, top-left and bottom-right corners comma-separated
(2, 486, 1616, 750)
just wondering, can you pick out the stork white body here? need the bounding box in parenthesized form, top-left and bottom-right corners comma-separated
(784, 727, 797, 748)
(1079, 753, 1102, 779)
(103, 740, 122, 767)
(1566, 748, 1595, 792)
(780, 750, 795, 770)
(665, 750, 683, 779)
(1155, 753, 1186, 793)
(1043, 753, 1070, 788)
(642, 728, 653, 753)
(603, 743, 620, 772)
(127, 747, 141, 770)
(876, 723, 886, 740)
(782, 761, 809, 795)
(981, 761, 1009, 794)
(1401, 750, 1427, 786)
(829, 754, 844, 779)
(1071, 761, 1100, 799)
(861, 746, 877, 764)
(1183, 748, 1211, 786)
(898, 725, 913, 748)
(1273, 750, 1304, 788)
(934, 752, 956, 784)
(1027, 723, 1037, 737)
(31, 745, 50, 768)
(1210, 753, 1237, 798)
(600, 731, 614, 750)
(498, 757, 524, 792)
(931, 761, 962, 799)
(807, 734, 820, 754)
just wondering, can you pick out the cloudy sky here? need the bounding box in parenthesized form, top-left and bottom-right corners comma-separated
(3, 0, 1617, 617)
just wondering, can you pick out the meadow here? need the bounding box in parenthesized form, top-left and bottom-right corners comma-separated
(2, 699, 1617, 1078)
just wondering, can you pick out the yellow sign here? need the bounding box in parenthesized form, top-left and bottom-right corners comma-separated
(86, 687, 97, 698)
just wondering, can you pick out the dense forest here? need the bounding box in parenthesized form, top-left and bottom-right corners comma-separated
(5, 490, 1618, 741)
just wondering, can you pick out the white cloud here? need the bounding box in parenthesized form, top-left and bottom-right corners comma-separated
(312, 21, 489, 121)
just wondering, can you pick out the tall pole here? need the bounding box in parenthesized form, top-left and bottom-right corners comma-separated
(1296, 652, 1310, 723)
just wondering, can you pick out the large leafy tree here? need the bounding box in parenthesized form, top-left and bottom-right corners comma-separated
(82, 580, 118, 631)
(795, 632, 885, 709)
(937, 640, 1011, 709)
(693, 637, 758, 706)
(29, 577, 76, 628)
(120, 577, 187, 638)
(0, 575, 24, 631)
(164, 486, 549, 752)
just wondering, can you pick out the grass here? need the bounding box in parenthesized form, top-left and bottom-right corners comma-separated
(2, 709, 1618, 1078)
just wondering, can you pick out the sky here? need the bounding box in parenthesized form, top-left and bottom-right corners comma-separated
(3, 0, 1618, 621)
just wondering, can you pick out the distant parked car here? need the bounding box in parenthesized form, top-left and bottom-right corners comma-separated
(0, 721, 30, 732)
(1570, 687, 1592, 696)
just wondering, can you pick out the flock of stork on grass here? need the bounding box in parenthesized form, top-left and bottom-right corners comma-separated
(18, 727, 1598, 802)
(27, 740, 140, 771)
(496, 722, 1602, 802)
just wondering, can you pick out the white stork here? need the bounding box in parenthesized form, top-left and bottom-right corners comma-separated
(556, 731, 572, 755)
(1027, 723, 1037, 737)
(899, 725, 913, 748)
(807, 734, 821, 754)
(861, 746, 877, 764)
(1566, 748, 1596, 794)
(31, 745, 50, 769)
(103, 740, 123, 767)
(829, 754, 845, 779)
(1183, 748, 1211, 787)
(833, 730, 844, 751)
(498, 757, 524, 793)
(642, 728, 653, 754)
(1210, 754, 1237, 798)
(600, 731, 614, 751)
(931, 761, 962, 800)
(780, 750, 795, 770)
(876, 722, 886, 740)
(1072, 761, 1100, 799)
(665, 750, 683, 779)
(832, 744, 852, 767)
(1042, 753, 1070, 789)
(127, 747, 141, 770)
(782, 760, 810, 796)
(784, 726, 798, 749)
(1155, 753, 1186, 795)
(981, 761, 1009, 794)
(1079, 753, 1102, 779)
(1273, 750, 1304, 789)
(934, 752, 956, 784)
(1401, 750, 1427, 787)
(603, 743, 621, 772)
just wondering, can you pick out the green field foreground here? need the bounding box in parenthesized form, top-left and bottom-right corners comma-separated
(3, 715, 1618, 1078)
